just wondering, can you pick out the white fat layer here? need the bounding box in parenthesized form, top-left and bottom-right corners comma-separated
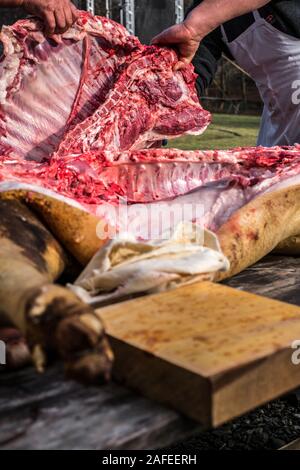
(263, 174, 300, 193)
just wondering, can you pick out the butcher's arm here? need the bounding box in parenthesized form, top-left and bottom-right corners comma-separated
(152, 0, 270, 69)
(0, 0, 79, 35)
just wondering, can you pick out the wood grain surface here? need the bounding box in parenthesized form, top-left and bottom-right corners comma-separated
(1, 255, 300, 449)
(97, 277, 300, 426)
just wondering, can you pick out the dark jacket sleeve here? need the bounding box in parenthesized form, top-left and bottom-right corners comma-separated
(192, 29, 224, 96)
(186, 1, 225, 96)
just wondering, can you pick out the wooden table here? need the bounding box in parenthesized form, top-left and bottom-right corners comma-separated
(1, 255, 300, 450)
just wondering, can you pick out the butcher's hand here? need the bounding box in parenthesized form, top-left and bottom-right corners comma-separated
(152, 22, 202, 71)
(21, 0, 79, 35)
(151, 0, 271, 70)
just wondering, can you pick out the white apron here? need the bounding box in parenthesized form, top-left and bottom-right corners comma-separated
(221, 10, 300, 146)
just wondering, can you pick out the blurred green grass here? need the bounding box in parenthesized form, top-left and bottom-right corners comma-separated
(169, 113, 260, 151)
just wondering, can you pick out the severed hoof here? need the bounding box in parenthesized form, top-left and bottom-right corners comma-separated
(25, 284, 114, 384)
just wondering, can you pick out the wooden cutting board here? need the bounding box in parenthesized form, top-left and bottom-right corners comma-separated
(96, 282, 300, 427)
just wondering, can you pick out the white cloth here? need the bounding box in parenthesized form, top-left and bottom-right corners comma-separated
(221, 10, 300, 146)
(69, 223, 229, 307)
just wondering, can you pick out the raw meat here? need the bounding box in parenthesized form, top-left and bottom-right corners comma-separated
(1, 12, 300, 240)
(2, 145, 300, 235)
(48, 146, 300, 205)
(0, 11, 210, 162)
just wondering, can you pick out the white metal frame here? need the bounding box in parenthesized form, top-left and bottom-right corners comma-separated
(175, 0, 184, 24)
(105, 0, 112, 18)
(103, 0, 185, 34)
(120, 1, 124, 26)
(86, 0, 95, 15)
(124, 0, 135, 35)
